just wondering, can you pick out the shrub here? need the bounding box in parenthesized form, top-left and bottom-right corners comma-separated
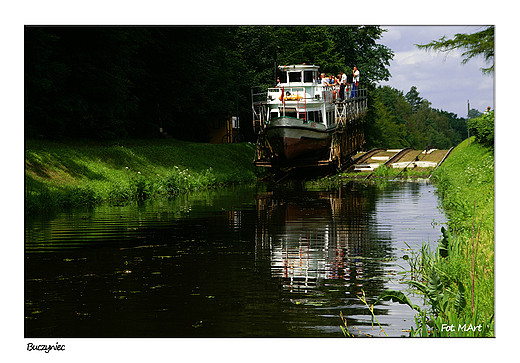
(160, 166, 218, 195)
(63, 185, 100, 207)
(468, 111, 494, 148)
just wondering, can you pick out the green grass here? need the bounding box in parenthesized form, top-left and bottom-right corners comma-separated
(407, 137, 495, 335)
(306, 165, 435, 190)
(430, 137, 494, 322)
(25, 139, 259, 213)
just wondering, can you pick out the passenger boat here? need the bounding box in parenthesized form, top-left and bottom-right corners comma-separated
(252, 64, 367, 168)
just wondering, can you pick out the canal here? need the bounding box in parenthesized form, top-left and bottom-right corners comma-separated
(25, 180, 446, 338)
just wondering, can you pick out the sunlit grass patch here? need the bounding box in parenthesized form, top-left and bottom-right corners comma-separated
(25, 139, 258, 213)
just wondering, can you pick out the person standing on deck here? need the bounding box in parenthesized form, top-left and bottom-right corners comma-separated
(351, 66, 360, 98)
(339, 70, 347, 101)
(321, 73, 328, 86)
(328, 74, 334, 87)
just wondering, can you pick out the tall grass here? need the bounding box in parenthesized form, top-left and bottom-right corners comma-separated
(366, 138, 495, 337)
(25, 139, 259, 213)
(362, 223, 493, 337)
(430, 137, 494, 320)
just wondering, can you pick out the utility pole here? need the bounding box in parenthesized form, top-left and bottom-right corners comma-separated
(467, 100, 470, 146)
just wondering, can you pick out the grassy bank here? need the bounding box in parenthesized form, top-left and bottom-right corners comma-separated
(403, 137, 494, 336)
(431, 138, 494, 314)
(25, 139, 258, 213)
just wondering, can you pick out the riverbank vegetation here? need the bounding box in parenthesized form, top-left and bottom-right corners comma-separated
(430, 137, 494, 317)
(25, 139, 258, 214)
(372, 130, 494, 337)
(431, 111, 494, 322)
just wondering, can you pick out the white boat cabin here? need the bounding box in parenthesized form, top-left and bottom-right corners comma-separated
(266, 64, 336, 128)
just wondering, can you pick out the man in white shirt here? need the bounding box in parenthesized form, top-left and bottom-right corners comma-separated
(352, 66, 360, 98)
(321, 73, 329, 86)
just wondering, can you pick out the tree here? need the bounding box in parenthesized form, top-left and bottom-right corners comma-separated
(405, 86, 423, 113)
(25, 27, 71, 139)
(24, 26, 396, 142)
(404, 98, 455, 149)
(434, 109, 467, 145)
(327, 26, 394, 85)
(373, 86, 411, 126)
(416, 26, 494, 75)
(367, 93, 409, 149)
(468, 110, 494, 148)
(369, 84, 463, 149)
(468, 108, 483, 119)
(25, 27, 148, 139)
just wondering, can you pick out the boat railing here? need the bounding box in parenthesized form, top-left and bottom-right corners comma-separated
(334, 87, 368, 127)
(253, 84, 368, 104)
(267, 87, 311, 101)
(269, 85, 367, 103)
(344, 86, 367, 100)
(251, 85, 270, 104)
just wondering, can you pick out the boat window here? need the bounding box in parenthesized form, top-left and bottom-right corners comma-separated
(327, 111, 335, 127)
(306, 111, 323, 123)
(304, 70, 314, 83)
(271, 110, 278, 119)
(289, 71, 301, 82)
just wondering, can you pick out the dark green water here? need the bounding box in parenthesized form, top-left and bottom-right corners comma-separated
(25, 180, 446, 338)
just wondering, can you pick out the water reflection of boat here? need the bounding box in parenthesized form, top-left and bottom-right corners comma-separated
(255, 187, 372, 293)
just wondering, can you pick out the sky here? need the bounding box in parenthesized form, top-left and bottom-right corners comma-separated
(376, 25, 494, 119)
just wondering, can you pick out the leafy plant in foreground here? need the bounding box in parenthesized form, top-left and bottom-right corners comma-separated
(340, 290, 390, 337)
(368, 224, 493, 337)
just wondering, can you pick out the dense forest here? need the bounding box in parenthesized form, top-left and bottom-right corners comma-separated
(25, 26, 476, 148)
(368, 85, 479, 149)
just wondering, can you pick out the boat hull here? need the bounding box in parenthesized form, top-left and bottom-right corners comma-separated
(265, 117, 332, 163)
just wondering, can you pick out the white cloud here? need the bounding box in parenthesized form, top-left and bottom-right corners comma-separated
(380, 27, 402, 44)
(377, 26, 494, 117)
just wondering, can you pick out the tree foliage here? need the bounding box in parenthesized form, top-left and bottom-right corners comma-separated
(326, 26, 394, 84)
(25, 26, 394, 141)
(416, 26, 494, 75)
(405, 86, 423, 113)
(468, 110, 494, 148)
(366, 85, 469, 150)
(26, 25, 473, 149)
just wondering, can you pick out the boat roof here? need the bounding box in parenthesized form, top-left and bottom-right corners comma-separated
(278, 64, 320, 71)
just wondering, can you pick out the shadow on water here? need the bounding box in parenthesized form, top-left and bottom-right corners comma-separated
(25, 180, 445, 337)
